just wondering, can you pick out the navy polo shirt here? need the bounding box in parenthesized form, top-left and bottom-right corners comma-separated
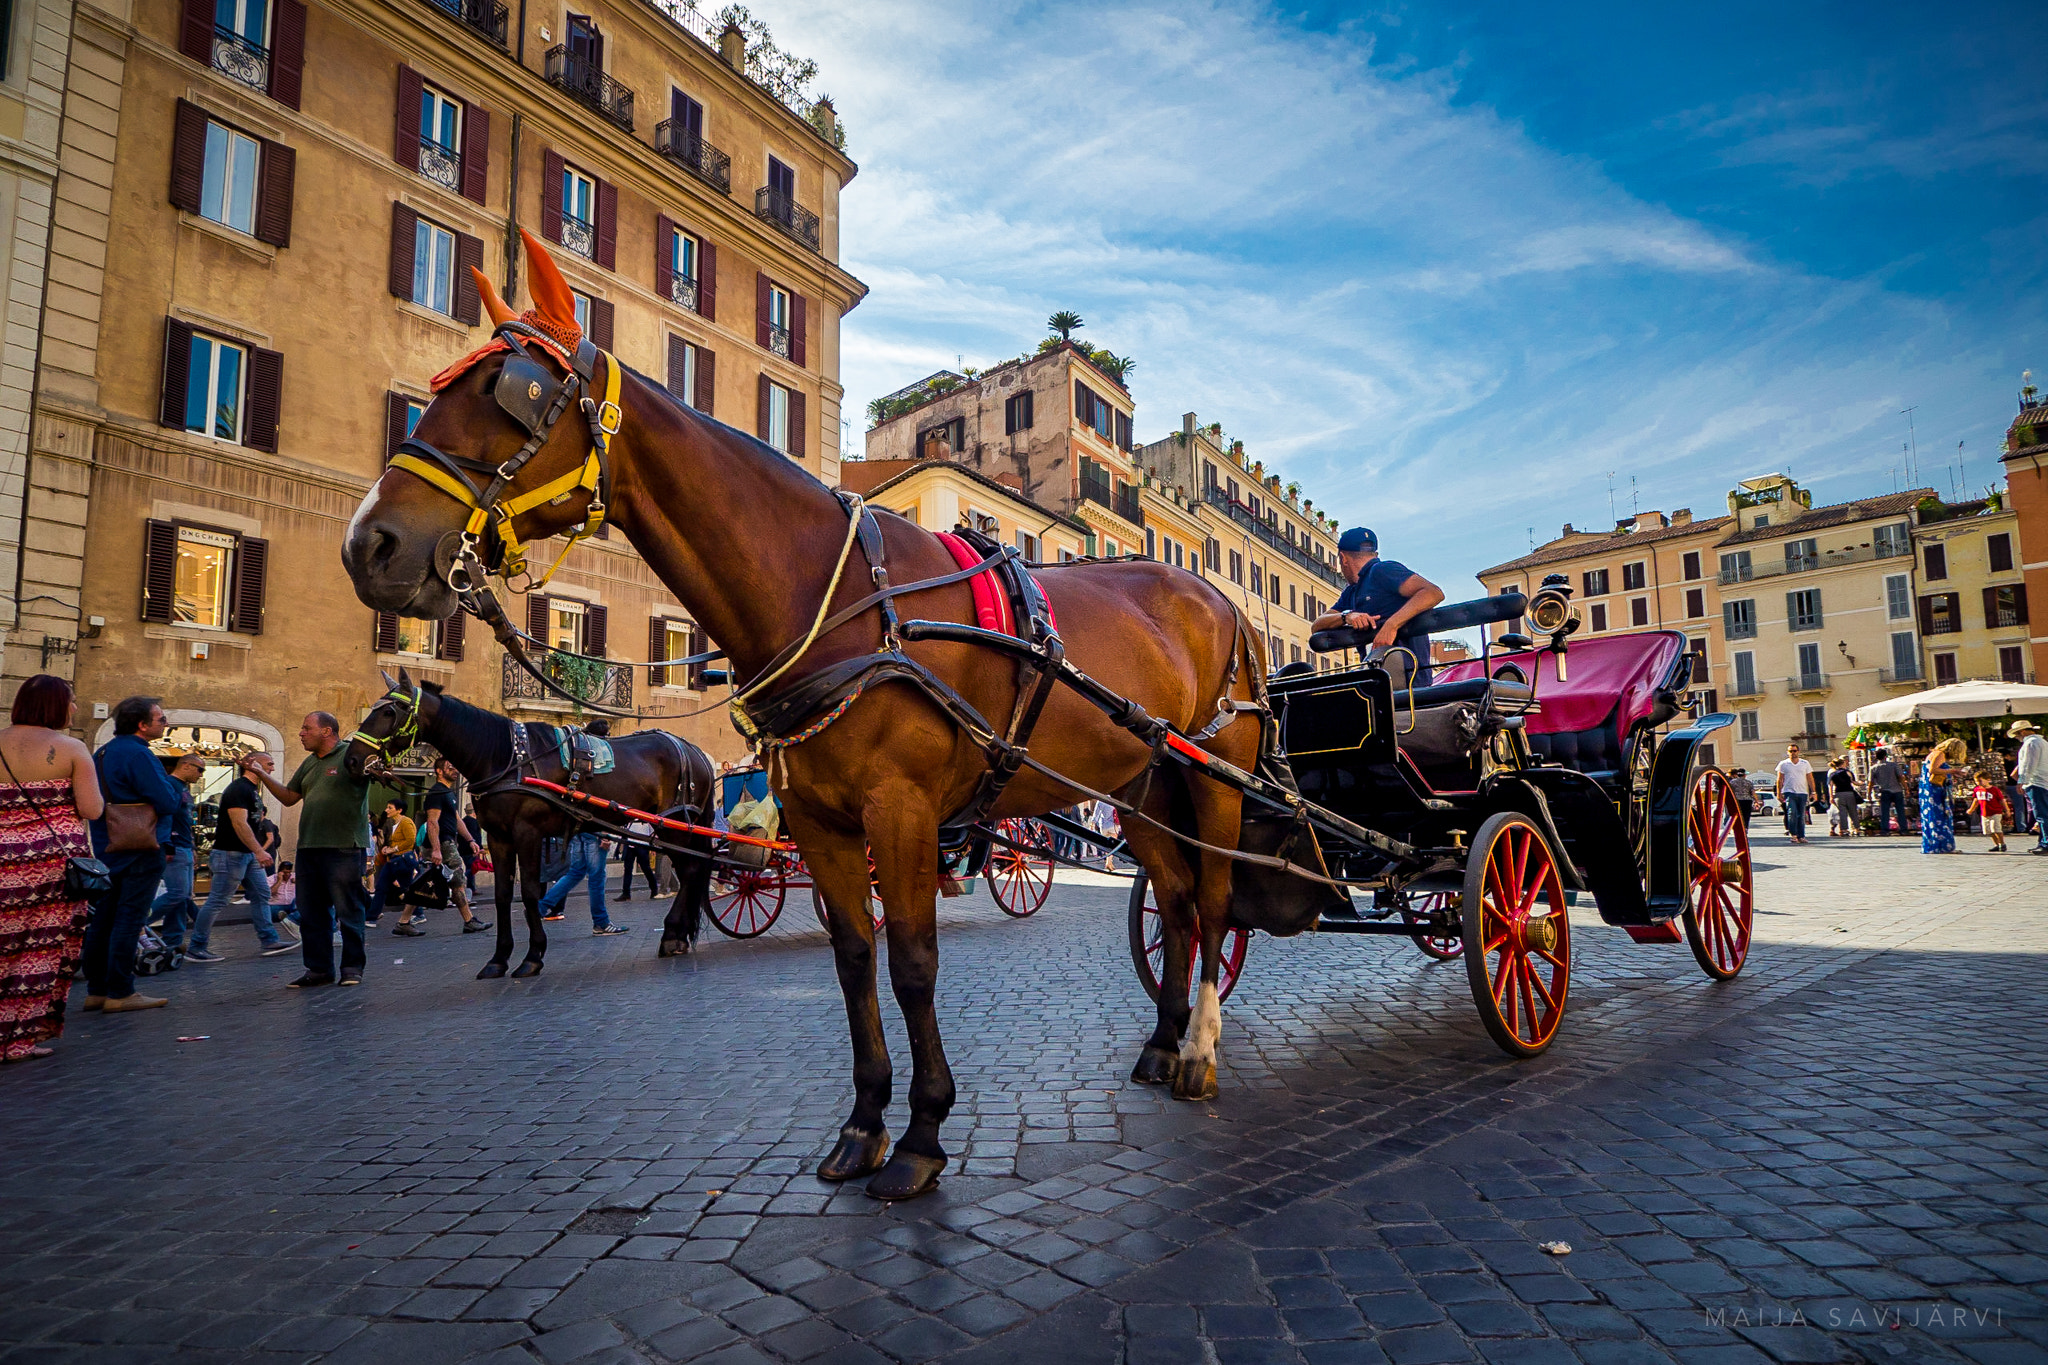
(1333, 557, 1432, 681)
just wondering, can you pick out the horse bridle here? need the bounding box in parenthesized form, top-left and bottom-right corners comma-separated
(348, 684, 424, 767)
(387, 319, 622, 594)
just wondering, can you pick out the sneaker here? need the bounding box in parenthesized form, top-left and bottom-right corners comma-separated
(593, 924, 629, 936)
(543, 911, 565, 922)
(288, 972, 335, 988)
(183, 948, 226, 963)
(101, 993, 168, 1012)
(279, 919, 301, 941)
(393, 923, 425, 937)
(463, 918, 493, 933)
(260, 941, 298, 956)
(338, 970, 362, 986)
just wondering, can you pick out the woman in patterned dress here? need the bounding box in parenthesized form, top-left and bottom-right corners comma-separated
(0, 676, 104, 1062)
(1919, 738, 1966, 856)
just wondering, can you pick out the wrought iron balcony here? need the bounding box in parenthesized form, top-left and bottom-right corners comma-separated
(545, 47, 634, 132)
(1880, 664, 1924, 686)
(1923, 615, 1962, 636)
(1990, 606, 2027, 628)
(416, 137, 461, 192)
(1726, 678, 1765, 699)
(502, 653, 633, 709)
(1786, 672, 1830, 695)
(1201, 489, 1346, 588)
(1793, 729, 1832, 751)
(421, 0, 508, 49)
(667, 274, 699, 311)
(755, 186, 820, 253)
(1115, 485, 1144, 527)
(655, 120, 731, 194)
(210, 27, 270, 92)
(767, 324, 791, 359)
(1719, 542, 1891, 584)
(559, 213, 595, 260)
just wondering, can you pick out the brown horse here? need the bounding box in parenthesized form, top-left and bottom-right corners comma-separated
(342, 231, 1309, 1199)
(345, 669, 716, 976)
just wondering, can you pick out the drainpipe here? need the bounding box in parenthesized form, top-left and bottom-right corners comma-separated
(515, 0, 527, 64)
(504, 112, 522, 301)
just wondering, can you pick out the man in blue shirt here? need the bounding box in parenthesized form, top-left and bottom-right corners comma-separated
(151, 752, 204, 957)
(1311, 527, 1445, 684)
(84, 695, 188, 1012)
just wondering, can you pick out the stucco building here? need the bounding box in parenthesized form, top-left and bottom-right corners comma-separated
(837, 457, 1088, 564)
(2001, 379, 2048, 682)
(1913, 494, 2030, 685)
(17, 0, 863, 830)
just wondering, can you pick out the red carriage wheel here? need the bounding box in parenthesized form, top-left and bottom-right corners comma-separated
(1461, 813, 1570, 1057)
(707, 856, 788, 938)
(1402, 892, 1464, 960)
(1126, 873, 1249, 1004)
(1682, 768, 1754, 979)
(811, 851, 884, 932)
(984, 818, 1055, 917)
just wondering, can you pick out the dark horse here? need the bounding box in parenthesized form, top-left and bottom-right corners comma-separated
(342, 231, 1329, 1199)
(346, 668, 717, 976)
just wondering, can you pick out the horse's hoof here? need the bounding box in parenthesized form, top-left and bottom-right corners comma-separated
(511, 960, 542, 979)
(817, 1128, 889, 1182)
(1131, 1047, 1181, 1086)
(865, 1151, 946, 1202)
(658, 937, 689, 958)
(1172, 1058, 1218, 1102)
(477, 963, 507, 980)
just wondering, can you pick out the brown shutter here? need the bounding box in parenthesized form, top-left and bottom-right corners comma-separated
(453, 231, 484, 325)
(1984, 586, 1999, 630)
(438, 610, 466, 662)
(647, 616, 668, 688)
(375, 611, 401, 653)
(1917, 596, 1934, 637)
(791, 292, 807, 368)
(244, 346, 283, 453)
(254, 139, 295, 247)
(169, 100, 208, 213)
(179, 0, 213, 62)
(697, 241, 716, 320)
(385, 391, 412, 459)
(527, 593, 550, 639)
(687, 626, 706, 690)
(142, 519, 179, 622)
(394, 65, 423, 167)
(587, 297, 614, 351)
(388, 201, 418, 299)
(585, 604, 608, 657)
(541, 149, 564, 243)
(1075, 379, 1088, 417)
(654, 212, 676, 297)
(159, 318, 196, 428)
(231, 535, 268, 634)
(460, 101, 489, 204)
(755, 271, 770, 348)
(757, 372, 771, 440)
(666, 335, 688, 401)
(594, 177, 617, 270)
(268, 0, 306, 109)
(789, 388, 806, 460)
(694, 346, 714, 415)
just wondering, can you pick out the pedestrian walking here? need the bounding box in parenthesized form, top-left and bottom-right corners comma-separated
(84, 696, 187, 1012)
(617, 819, 657, 900)
(1920, 738, 1965, 855)
(1774, 743, 1816, 844)
(1868, 750, 1907, 834)
(538, 829, 625, 933)
(1827, 758, 1861, 836)
(240, 712, 373, 987)
(420, 760, 488, 933)
(372, 799, 420, 931)
(2013, 719, 2048, 855)
(187, 752, 293, 958)
(149, 752, 203, 954)
(0, 676, 104, 1061)
(1726, 769, 1755, 823)
(1967, 775, 2011, 852)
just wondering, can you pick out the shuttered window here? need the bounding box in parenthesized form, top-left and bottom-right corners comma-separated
(159, 318, 283, 453)
(141, 518, 269, 633)
(1004, 390, 1033, 435)
(649, 617, 703, 689)
(373, 611, 466, 660)
(385, 391, 425, 460)
(179, 0, 304, 108)
(390, 202, 483, 323)
(395, 67, 490, 204)
(169, 100, 295, 247)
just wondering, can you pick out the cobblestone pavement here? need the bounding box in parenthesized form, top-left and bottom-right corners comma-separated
(1, 829, 2043, 1364)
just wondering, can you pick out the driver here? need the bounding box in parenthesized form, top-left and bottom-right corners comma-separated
(1311, 527, 1445, 685)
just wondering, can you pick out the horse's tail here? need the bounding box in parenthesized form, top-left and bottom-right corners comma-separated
(657, 731, 715, 947)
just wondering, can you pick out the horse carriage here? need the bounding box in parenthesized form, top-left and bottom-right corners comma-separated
(1128, 577, 1753, 1056)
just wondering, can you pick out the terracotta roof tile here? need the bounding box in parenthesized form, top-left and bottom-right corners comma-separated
(1715, 488, 1929, 546)
(1477, 515, 1733, 577)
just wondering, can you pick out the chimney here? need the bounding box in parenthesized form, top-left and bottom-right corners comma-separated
(718, 21, 746, 71)
(813, 97, 837, 137)
(1183, 412, 1196, 437)
(1672, 508, 1692, 526)
(1562, 522, 1574, 535)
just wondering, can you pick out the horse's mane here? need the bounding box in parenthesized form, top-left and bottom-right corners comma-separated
(618, 361, 838, 499)
(424, 688, 517, 781)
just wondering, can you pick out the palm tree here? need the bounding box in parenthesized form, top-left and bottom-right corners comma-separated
(1047, 310, 1084, 342)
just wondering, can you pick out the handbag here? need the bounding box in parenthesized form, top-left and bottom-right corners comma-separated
(0, 747, 112, 898)
(102, 802, 160, 854)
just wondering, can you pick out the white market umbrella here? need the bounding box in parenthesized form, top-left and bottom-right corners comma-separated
(1846, 679, 2048, 727)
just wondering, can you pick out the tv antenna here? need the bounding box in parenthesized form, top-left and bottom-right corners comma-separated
(1630, 475, 1640, 519)
(1606, 472, 1617, 523)
(1901, 406, 1919, 485)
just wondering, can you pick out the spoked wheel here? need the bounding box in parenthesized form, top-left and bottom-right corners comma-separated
(1683, 768, 1754, 978)
(1402, 891, 1463, 960)
(707, 856, 789, 938)
(984, 818, 1056, 917)
(1462, 813, 1570, 1057)
(811, 851, 884, 933)
(1622, 722, 1657, 866)
(1126, 872, 1249, 1004)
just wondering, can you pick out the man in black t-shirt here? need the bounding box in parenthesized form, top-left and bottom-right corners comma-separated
(190, 753, 293, 956)
(423, 759, 490, 933)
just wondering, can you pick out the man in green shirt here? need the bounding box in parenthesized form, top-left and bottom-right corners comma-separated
(242, 711, 372, 987)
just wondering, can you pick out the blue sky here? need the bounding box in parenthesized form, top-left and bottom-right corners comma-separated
(752, 0, 2045, 591)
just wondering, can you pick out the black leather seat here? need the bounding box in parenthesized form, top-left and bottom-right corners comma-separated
(1528, 714, 1624, 790)
(1389, 678, 1535, 711)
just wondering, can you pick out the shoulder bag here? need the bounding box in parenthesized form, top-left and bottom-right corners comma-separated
(0, 747, 111, 898)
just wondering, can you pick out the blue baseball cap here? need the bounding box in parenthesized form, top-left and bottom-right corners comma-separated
(1337, 527, 1377, 553)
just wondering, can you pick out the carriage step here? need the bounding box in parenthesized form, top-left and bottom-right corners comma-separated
(1624, 922, 1684, 944)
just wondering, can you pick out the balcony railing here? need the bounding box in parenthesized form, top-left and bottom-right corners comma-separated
(422, 0, 509, 47)
(1114, 485, 1144, 527)
(1786, 672, 1830, 694)
(667, 274, 699, 311)
(1879, 664, 1924, 686)
(545, 47, 635, 132)
(210, 27, 270, 92)
(1968, 671, 2037, 685)
(655, 120, 731, 193)
(1202, 489, 1346, 589)
(1990, 607, 2027, 628)
(558, 214, 594, 260)
(1923, 617, 1962, 636)
(416, 138, 461, 192)
(1717, 541, 1896, 585)
(755, 187, 820, 253)
(503, 654, 633, 710)
(767, 324, 791, 359)
(1726, 679, 1765, 699)
(1793, 730, 1833, 751)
